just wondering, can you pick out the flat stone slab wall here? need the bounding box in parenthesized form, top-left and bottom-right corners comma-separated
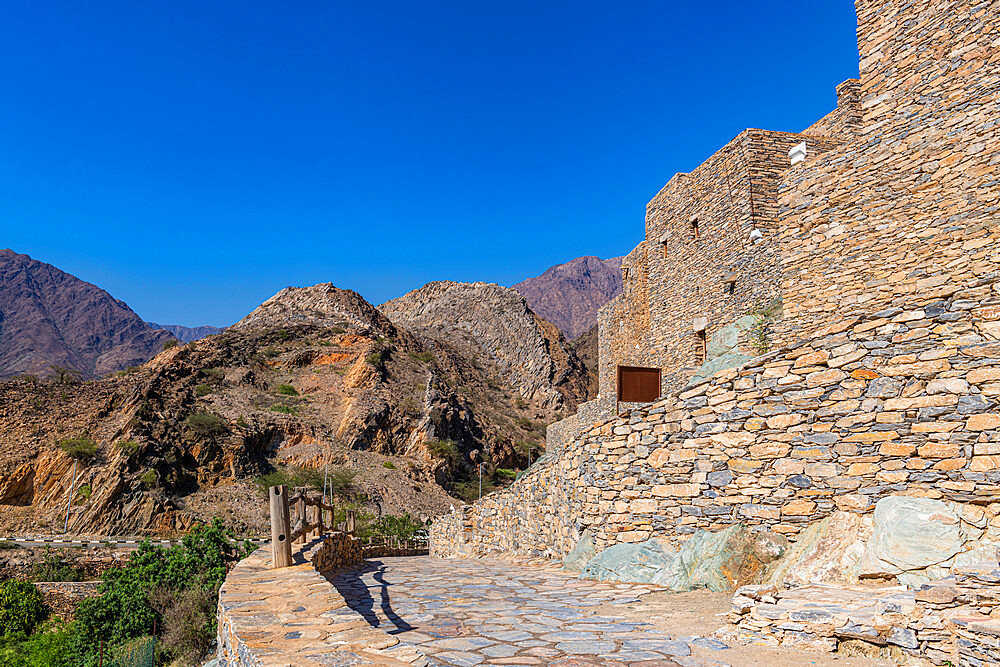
(32, 581, 101, 621)
(432, 283, 1000, 561)
(217, 532, 427, 667)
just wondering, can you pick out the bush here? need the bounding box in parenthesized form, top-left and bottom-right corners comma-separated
(115, 440, 140, 456)
(261, 345, 279, 358)
(184, 412, 227, 438)
(194, 384, 212, 397)
(139, 470, 157, 488)
(162, 339, 178, 351)
(76, 484, 92, 501)
(514, 417, 537, 431)
(494, 468, 517, 480)
(275, 383, 298, 396)
(368, 513, 421, 540)
(57, 435, 97, 460)
(382, 461, 396, 469)
(407, 351, 435, 363)
(274, 329, 290, 340)
(366, 350, 387, 372)
(29, 552, 83, 583)
(0, 580, 48, 639)
(0, 619, 74, 667)
(73, 519, 253, 665)
(269, 404, 297, 415)
(427, 439, 459, 462)
(329, 326, 346, 335)
(149, 586, 215, 665)
(327, 467, 355, 497)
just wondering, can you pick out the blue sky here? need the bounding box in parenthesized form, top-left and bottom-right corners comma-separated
(0, 1, 859, 326)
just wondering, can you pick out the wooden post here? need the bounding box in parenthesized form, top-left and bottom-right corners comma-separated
(294, 488, 306, 545)
(309, 503, 319, 539)
(269, 485, 293, 568)
(346, 508, 356, 535)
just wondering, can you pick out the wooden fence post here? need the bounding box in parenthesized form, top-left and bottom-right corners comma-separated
(269, 485, 293, 568)
(346, 508, 356, 535)
(294, 488, 306, 545)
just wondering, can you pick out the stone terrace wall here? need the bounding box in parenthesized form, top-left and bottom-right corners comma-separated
(775, 0, 1000, 347)
(432, 279, 1000, 560)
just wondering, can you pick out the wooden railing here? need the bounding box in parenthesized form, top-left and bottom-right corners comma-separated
(268, 485, 354, 569)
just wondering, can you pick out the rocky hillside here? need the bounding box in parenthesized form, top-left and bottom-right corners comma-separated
(0, 282, 589, 536)
(380, 281, 588, 413)
(0, 249, 175, 379)
(513, 255, 623, 340)
(147, 322, 225, 343)
(570, 324, 599, 398)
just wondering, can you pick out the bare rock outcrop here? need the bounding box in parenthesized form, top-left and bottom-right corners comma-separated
(380, 281, 588, 412)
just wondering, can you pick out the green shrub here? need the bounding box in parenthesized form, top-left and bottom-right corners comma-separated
(57, 435, 97, 460)
(427, 439, 459, 462)
(329, 326, 346, 335)
(115, 440, 140, 456)
(0, 619, 74, 667)
(274, 329, 290, 340)
(366, 350, 387, 372)
(203, 367, 226, 380)
(184, 412, 227, 437)
(494, 468, 517, 480)
(327, 467, 355, 497)
(269, 404, 297, 415)
(76, 484, 92, 501)
(73, 519, 253, 665)
(407, 351, 435, 363)
(275, 383, 298, 396)
(261, 345, 279, 358)
(0, 580, 48, 639)
(29, 552, 83, 583)
(194, 384, 212, 397)
(139, 470, 157, 488)
(162, 339, 178, 351)
(514, 417, 537, 431)
(149, 586, 215, 665)
(368, 513, 421, 540)
(382, 461, 396, 469)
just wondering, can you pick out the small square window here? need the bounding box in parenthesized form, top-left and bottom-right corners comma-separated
(690, 216, 700, 240)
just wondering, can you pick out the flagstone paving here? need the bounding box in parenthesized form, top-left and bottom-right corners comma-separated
(327, 556, 733, 667)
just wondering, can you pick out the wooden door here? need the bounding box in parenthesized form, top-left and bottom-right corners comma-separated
(617, 366, 661, 403)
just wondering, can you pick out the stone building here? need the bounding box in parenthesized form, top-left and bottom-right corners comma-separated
(548, 0, 998, 450)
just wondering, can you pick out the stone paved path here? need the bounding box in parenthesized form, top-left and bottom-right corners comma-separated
(327, 557, 732, 667)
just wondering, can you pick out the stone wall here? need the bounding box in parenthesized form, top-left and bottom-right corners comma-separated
(775, 0, 1000, 347)
(598, 124, 855, 405)
(432, 283, 1000, 561)
(32, 581, 101, 621)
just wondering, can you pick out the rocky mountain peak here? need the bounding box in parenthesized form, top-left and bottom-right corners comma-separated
(0, 249, 174, 379)
(232, 283, 397, 337)
(513, 255, 623, 340)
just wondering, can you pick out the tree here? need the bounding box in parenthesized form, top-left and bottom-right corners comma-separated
(0, 580, 48, 639)
(48, 366, 81, 385)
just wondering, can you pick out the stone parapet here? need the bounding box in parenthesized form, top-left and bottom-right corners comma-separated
(217, 532, 427, 667)
(432, 283, 1000, 561)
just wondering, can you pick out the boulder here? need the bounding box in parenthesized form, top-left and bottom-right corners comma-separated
(767, 512, 873, 586)
(859, 497, 963, 578)
(579, 539, 675, 583)
(657, 525, 786, 592)
(561, 529, 597, 573)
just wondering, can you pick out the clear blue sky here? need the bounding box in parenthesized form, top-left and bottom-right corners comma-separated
(0, 1, 859, 327)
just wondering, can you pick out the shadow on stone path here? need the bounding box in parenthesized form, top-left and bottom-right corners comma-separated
(327, 559, 415, 634)
(327, 556, 735, 667)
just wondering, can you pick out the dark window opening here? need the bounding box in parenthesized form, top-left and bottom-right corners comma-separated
(727, 282, 735, 295)
(691, 216, 700, 240)
(695, 331, 707, 364)
(617, 366, 661, 403)
(662, 241, 669, 258)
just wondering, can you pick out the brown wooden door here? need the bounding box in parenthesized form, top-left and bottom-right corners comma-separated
(617, 366, 661, 402)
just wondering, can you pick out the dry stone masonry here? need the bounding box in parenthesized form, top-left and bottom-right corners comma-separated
(434, 0, 999, 662)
